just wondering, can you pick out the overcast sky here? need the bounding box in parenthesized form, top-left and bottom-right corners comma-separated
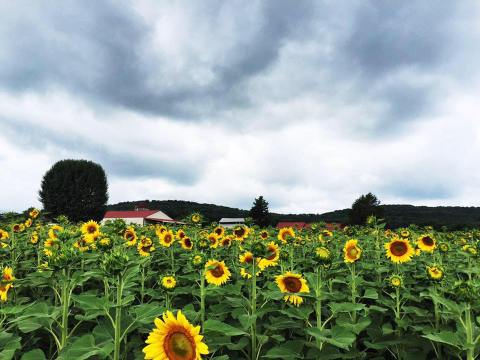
(1, 1, 480, 214)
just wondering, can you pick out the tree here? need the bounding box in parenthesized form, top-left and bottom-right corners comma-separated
(249, 196, 270, 227)
(39, 159, 108, 222)
(348, 192, 384, 225)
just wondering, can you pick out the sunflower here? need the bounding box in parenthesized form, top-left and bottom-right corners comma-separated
(24, 218, 32, 228)
(143, 310, 209, 360)
(438, 242, 449, 253)
(29, 208, 40, 218)
(138, 237, 155, 257)
(239, 251, 254, 265)
(387, 274, 403, 288)
(81, 220, 100, 237)
(213, 226, 225, 238)
(0, 229, 9, 241)
(191, 213, 202, 223)
(276, 272, 310, 306)
(74, 237, 91, 252)
(233, 226, 249, 241)
(161, 276, 177, 289)
(12, 224, 22, 233)
(176, 229, 186, 240)
(240, 268, 252, 279)
(385, 237, 415, 264)
(159, 230, 175, 248)
(427, 265, 444, 281)
(258, 242, 280, 270)
(2, 267, 15, 282)
(0, 283, 13, 302)
(400, 229, 410, 238)
(207, 233, 219, 249)
(343, 239, 361, 263)
(155, 225, 167, 238)
(278, 227, 295, 243)
(30, 231, 39, 244)
(124, 227, 138, 247)
(180, 236, 193, 250)
(417, 235, 436, 252)
(259, 230, 269, 240)
(220, 235, 233, 247)
(205, 260, 231, 286)
(192, 254, 204, 267)
(315, 246, 332, 264)
(48, 225, 63, 240)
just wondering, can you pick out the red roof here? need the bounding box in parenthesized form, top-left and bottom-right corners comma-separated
(104, 210, 157, 219)
(277, 222, 311, 230)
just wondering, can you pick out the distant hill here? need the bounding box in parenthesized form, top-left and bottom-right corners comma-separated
(107, 200, 480, 229)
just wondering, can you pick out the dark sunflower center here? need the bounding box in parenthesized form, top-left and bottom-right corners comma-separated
(211, 264, 225, 277)
(235, 228, 246, 237)
(347, 246, 358, 258)
(179, 232, 185, 239)
(391, 241, 408, 256)
(422, 237, 434, 246)
(284, 277, 302, 293)
(165, 331, 195, 360)
(215, 229, 222, 235)
(266, 248, 277, 260)
(184, 238, 192, 247)
(209, 237, 216, 244)
(164, 235, 172, 243)
(87, 225, 96, 233)
(126, 232, 134, 240)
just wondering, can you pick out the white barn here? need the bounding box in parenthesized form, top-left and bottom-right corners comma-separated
(102, 209, 182, 226)
(219, 218, 245, 229)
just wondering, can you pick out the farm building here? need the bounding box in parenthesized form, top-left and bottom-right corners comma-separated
(219, 218, 245, 228)
(102, 209, 182, 226)
(276, 222, 344, 230)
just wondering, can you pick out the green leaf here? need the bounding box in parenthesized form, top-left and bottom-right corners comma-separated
(330, 302, 365, 314)
(363, 288, 379, 299)
(422, 331, 462, 349)
(0, 332, 21, 360)
(58, 334, 113, 360)
(20, 349, 46, 360)
(306, 326, 356, 350)
(262, 340, 304, 359)
(204, 319, 247, 336)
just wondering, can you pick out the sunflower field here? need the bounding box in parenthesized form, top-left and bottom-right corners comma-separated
(1, 211, 480, 360)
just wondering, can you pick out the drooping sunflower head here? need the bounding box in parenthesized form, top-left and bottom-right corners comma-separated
(138, 237, 155, 256)
(343, 239, 361, 263)
(258, 242, 279, 270)
(0, 283, 13, 302)
(239, 251, 254, 265)
(81, 220, 100, 236)
(205, 260, 231, 286)
(417, 235, 436, 252)
(159, 230, 175, 248)
(385, 237, 415, 264)
(427, 265, 444, 281)
(278, 227, 295, 243)
(387, 274, 403, 288)
(124, 227, 137, 246)
(0, 229, 9, 241)
(30, 231, 39, 244)
(143, 310, 209, 360)
(161, 276, 177, 289)
(275, 272, 310, 306)
(181, 236, 194, 250)
(24, 219, 32, 228)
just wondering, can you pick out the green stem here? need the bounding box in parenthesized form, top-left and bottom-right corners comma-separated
(140, 265, 145, 303)
(251, 260, 257, 360)
(60, 269, 70, 349)
(465, 304, 474, 360)
(350, 263, 357, 323)
(170, 247, 175, 274)
(315, 268, 323, 350)
(113, 274, 124, 360)
(200, 270, 206, 327)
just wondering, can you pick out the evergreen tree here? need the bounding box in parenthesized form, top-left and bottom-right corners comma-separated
(348, 192, 384, 225)
(249, 196, 270, 227)
(39, 159, 108, 222)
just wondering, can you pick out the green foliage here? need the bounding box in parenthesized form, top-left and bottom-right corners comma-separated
(249, 196, 270, 227)
(39, 159, 108, 222)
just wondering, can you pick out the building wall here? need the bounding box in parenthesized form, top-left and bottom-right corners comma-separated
(102, 217, 145, 225)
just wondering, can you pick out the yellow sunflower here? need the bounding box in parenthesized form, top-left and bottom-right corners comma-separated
(143, 310, 209, 360)
(155, 225, 167, 238)
(30, 231, 39, 244)
(385, 237, 415, 264)
(2, 267, 15, 282)
(159, 230, 175, 248)
(81, 220, 100, 236)
(278, 227, 295, 243)
(48, 225, 63, 240)
(24, 219, 32, 228)
(220, 235, 233, 247)
(207, 233, 219, 249)
(0, 283, 13, 302)
(191, 213, 202, 223)
(29, 208, 40, 218)
(258, 242, 279, 270)
(276, 272, 310, 306)
(74, 237, 91, 252)
(343, 239, 361, 263)
(124, 227, 138, 247)
(0, 229, 9, 241)
(161, 276, 177, 289)
(12, 224, 22, 233)
(205, 260, 231, 286)
(239, 251, 254, 265)
(260, 230, 269, 240)
(181, 236, 194, 250)
(138, 237, 155, 257)
(388, 274, 403, 288)
(427, 265, 444, 281)
(233, 226, 250, 241)
(213, 226, 225, 238)
(176, 229, 186, 240)
(417, 235, 436, 252)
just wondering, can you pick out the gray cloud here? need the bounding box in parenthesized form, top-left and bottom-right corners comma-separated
(0, 118, 201, 184)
